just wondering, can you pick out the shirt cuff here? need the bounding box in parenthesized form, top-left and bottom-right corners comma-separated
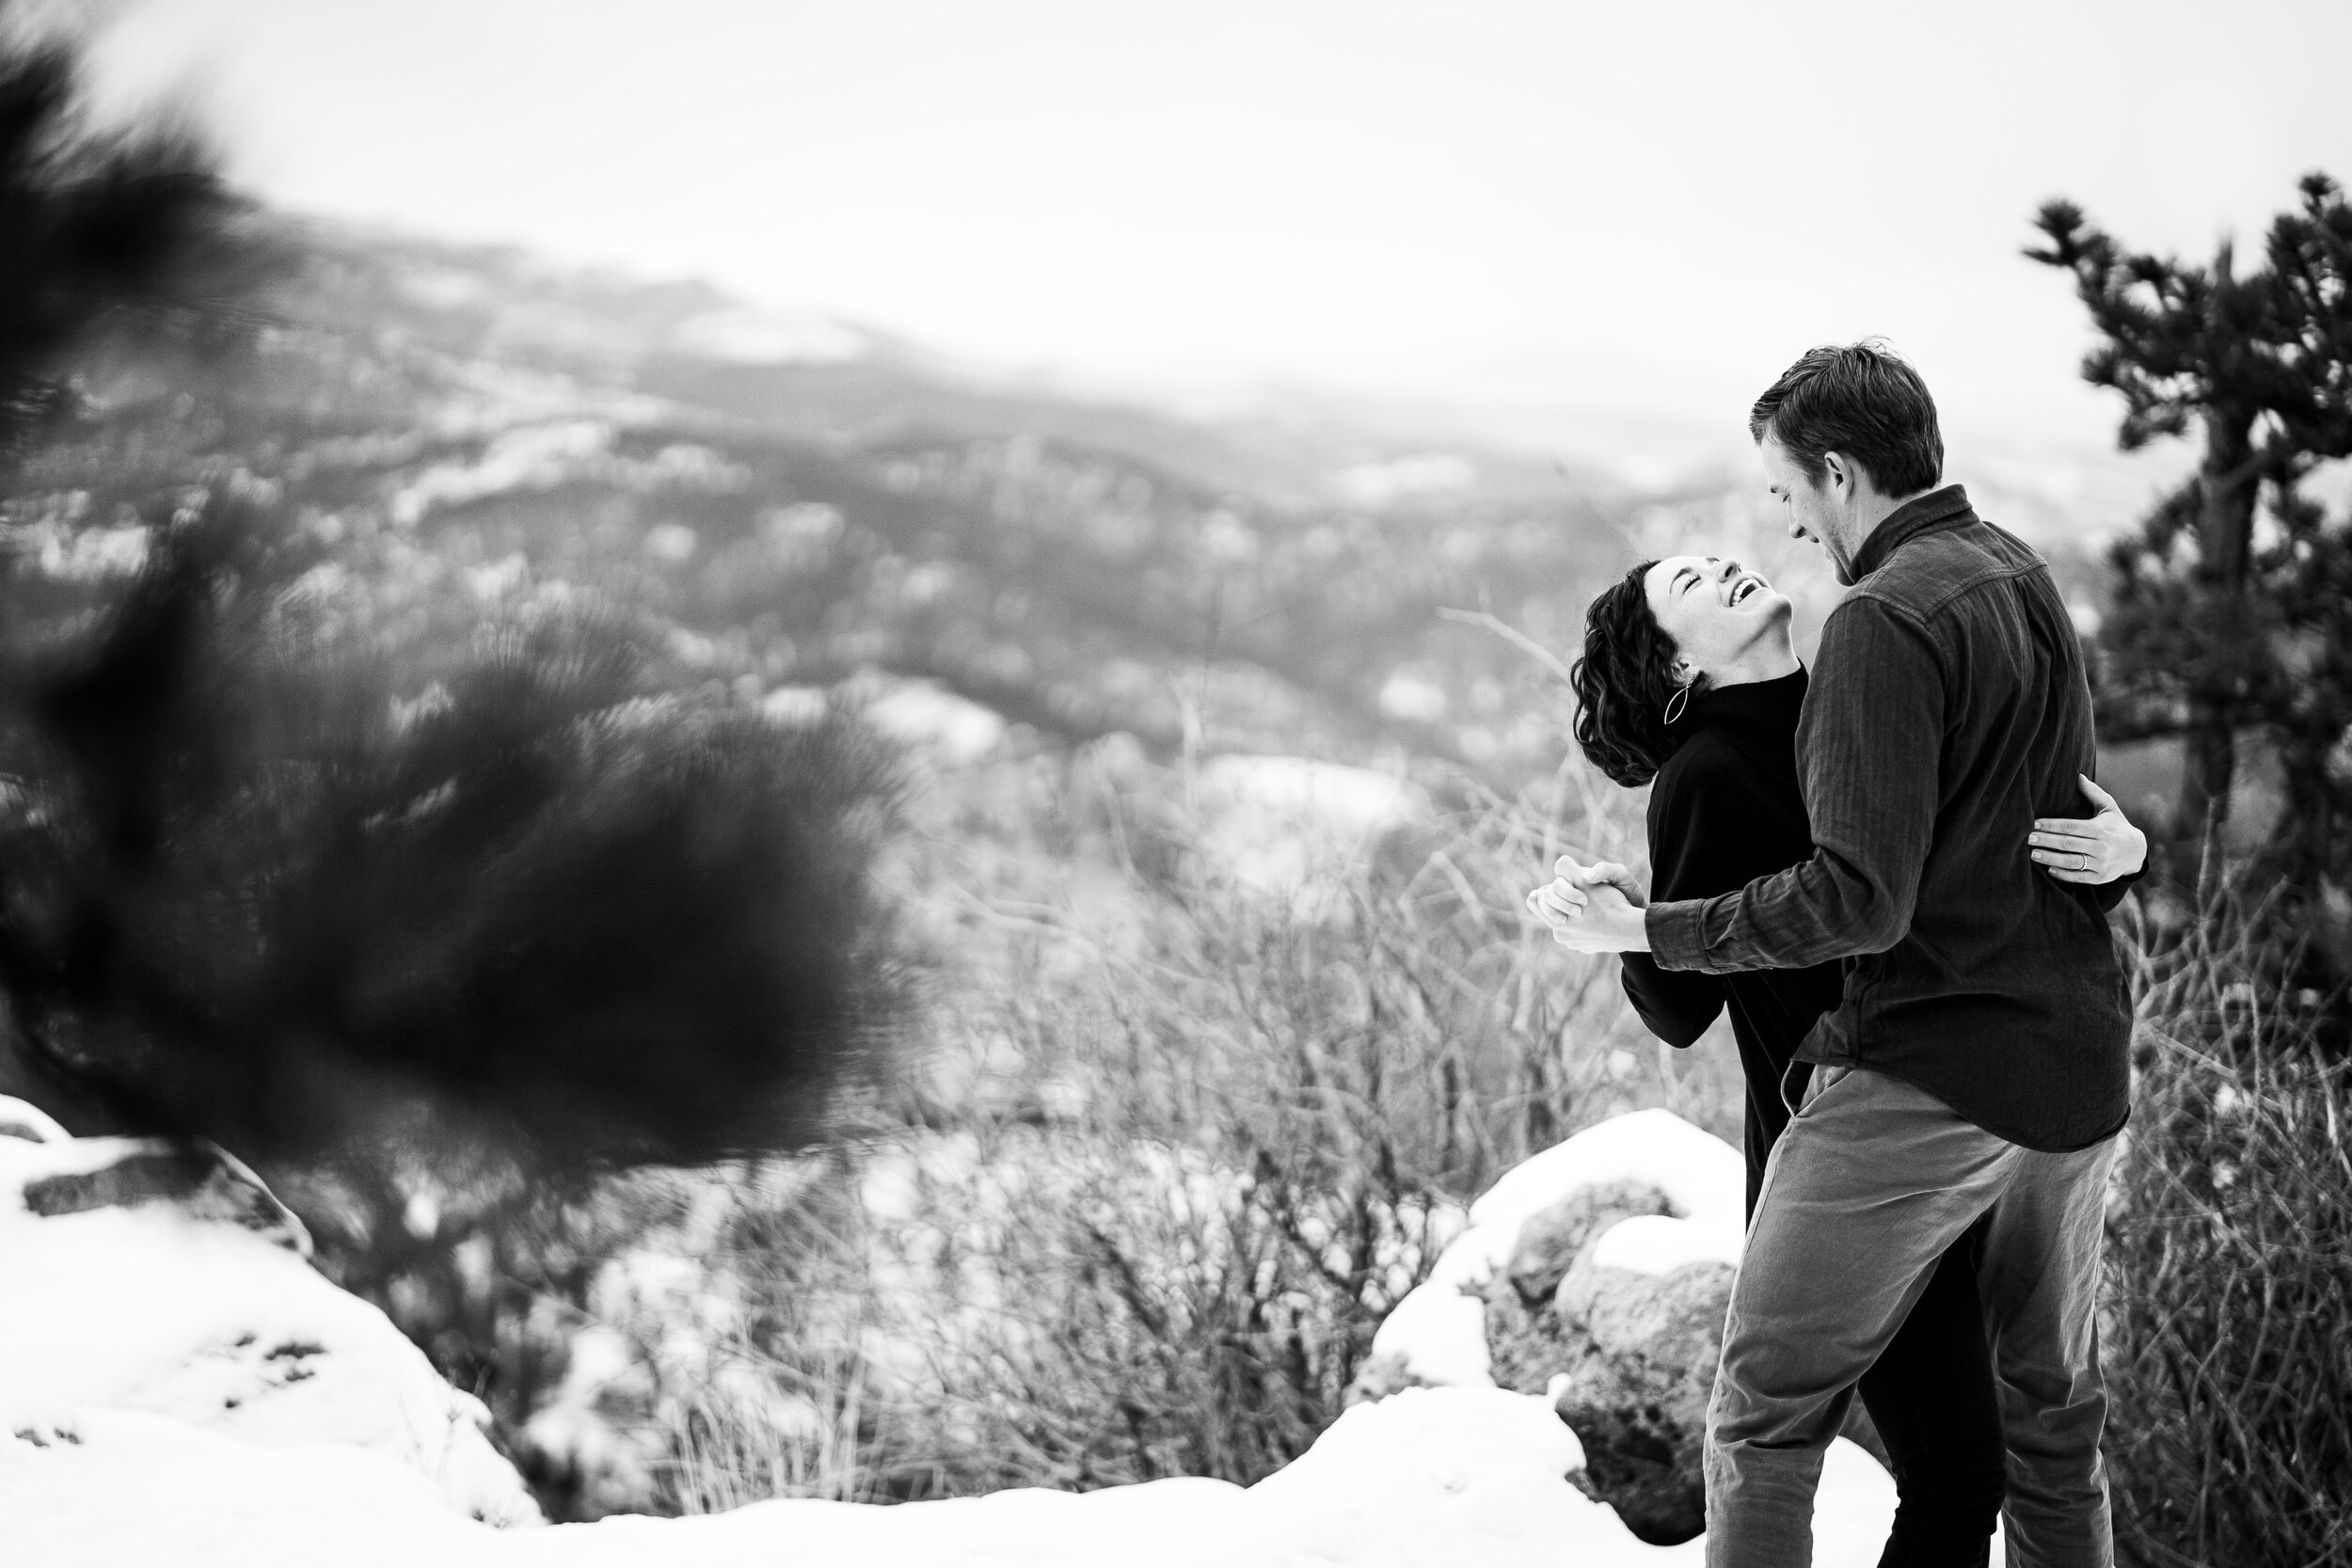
(1645, 898, 1713, 972)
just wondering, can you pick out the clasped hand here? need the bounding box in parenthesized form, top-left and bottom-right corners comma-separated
(1523, 856, 1652, 953)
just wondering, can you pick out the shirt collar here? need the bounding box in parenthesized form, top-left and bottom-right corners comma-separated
(1849, 483, 1976, 581)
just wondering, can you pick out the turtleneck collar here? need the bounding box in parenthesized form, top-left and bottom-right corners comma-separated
(1669, 664, 1808, 741)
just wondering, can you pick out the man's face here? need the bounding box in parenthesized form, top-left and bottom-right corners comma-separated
(1760, 435, 1854, 580)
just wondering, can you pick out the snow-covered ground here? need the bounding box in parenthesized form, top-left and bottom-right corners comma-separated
(1, 1098, 1902, 1566)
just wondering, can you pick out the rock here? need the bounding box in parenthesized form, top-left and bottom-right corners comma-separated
(1476, 1180, 1737, 1546)
(1548, 1257, 1735, 1544)
(1340, 1350, 1429, 1407)
(20, 1136, 312, 1258)
(1500, 1179, 1674, 1307)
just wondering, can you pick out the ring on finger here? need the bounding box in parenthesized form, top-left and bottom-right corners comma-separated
(2074, 852, 2090, 871)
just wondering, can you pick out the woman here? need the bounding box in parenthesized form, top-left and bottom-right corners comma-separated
(1547, 553, 2142, 1567)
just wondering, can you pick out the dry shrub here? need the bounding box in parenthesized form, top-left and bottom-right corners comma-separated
(622, 745, 1740, 1510)
(2106, 885, 2352, 1567)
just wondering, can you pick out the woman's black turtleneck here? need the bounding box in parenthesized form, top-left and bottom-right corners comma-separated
(1618, 666, 1842, 1217)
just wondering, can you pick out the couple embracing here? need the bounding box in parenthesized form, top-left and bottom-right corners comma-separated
(1528, 342, 2142, 1568)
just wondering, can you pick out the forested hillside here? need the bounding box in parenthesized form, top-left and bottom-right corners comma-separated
(16, 224, 1733, 786)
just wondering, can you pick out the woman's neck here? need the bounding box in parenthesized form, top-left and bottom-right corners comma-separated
(1702, 638, 1802, 691)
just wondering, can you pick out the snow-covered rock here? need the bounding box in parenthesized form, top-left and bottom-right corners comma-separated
(1362, 1108, 1899, 1550)
(1367, 1108, 1745, 1392)
(0, 1099, 541, 1528)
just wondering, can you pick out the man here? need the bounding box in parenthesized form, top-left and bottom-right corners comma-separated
(1537, 341, 2141, 1567)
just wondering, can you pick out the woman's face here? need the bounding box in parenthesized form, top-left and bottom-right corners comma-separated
(1643, 555, 1792, 681)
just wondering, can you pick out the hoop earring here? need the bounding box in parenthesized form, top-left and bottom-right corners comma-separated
(1663, 680, 1693, 726)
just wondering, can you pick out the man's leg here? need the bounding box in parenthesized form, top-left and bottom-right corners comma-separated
(1705, 1068, 2017, 1568)
(1977, 1134, 2121, 1568)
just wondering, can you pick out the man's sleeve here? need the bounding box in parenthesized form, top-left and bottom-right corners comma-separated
(1644, 597, 1944, 974)
(2091, 865, 2145, 914)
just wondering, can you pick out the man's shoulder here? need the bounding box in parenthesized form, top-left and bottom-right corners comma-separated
(1851, 515, 2047, 621)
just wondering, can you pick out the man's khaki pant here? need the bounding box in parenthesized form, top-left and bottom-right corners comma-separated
(1703, 1065, 2118, 1568)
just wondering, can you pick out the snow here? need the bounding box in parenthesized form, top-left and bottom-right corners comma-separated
(2, 1097, 1904, 1564)
(5, 1387, 1898, 1567)
(1378, 670, 1450, 723)
(1472, 1109, 1745, 1277)
(1192, 753, 1431, 898)
(0, 1124, 541, 1528)
(0, 1097, 71, 1145)
(390, 420, 611, 525)
(758, 684, 831, 724)
(1331, 454, 1476, 507)
(864, 679, 1008, 762)
(667, 307, 866, 366)
(6, 1409, 492, 1568)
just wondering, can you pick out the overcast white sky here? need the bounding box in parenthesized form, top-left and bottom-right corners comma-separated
(88, 0, 2352, 451)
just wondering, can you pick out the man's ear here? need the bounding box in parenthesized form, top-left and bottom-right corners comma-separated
(1820, 451, 1852, 495)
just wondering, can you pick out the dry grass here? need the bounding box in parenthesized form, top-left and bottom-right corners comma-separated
(2104, 885, 2352, 1568)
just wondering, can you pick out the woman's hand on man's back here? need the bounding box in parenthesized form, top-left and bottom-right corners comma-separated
(2027, 775, 2148, 885)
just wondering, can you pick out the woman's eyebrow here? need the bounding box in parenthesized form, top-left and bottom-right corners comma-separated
(1674, 566, 1698, 594)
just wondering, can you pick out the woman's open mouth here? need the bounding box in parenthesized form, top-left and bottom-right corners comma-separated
(1728, 575, 1767, 607)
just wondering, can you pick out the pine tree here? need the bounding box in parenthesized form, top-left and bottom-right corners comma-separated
(2030, 174, 2352, 899)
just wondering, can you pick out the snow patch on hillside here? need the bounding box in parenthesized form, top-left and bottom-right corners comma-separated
(1192, 753, 1431, 899)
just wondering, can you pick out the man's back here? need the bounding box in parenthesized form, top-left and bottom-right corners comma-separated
(1810, 486, 2131, 1150)
(1647, 484, 2132, 1151)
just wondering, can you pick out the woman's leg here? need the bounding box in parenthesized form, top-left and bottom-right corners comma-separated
(1857, 1223, 2006, 1568)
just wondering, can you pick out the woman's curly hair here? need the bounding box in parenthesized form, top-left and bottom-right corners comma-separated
(1570, 560, 1701, 787)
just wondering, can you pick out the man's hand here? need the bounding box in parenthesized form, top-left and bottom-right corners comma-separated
(1523, 856, 1653, 953)
(2028, 774, 2147, 885)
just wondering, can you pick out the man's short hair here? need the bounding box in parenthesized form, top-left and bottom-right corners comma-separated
(1748, 340, 1944, 498)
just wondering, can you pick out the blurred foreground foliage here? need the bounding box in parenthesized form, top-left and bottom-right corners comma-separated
(0, 9, 911, 1174)
(0, 488, 909, 1168)
(0, 3, 283, 457)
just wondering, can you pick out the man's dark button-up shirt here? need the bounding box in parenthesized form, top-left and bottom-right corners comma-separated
(1644, 484, 2132, 1152)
